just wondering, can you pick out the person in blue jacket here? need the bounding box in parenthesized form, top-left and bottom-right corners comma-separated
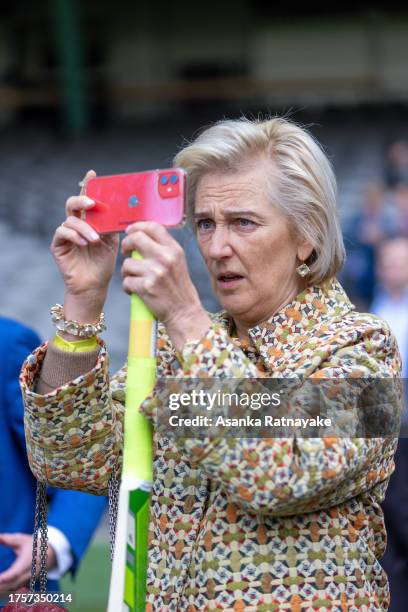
(0, 317, 107, 603)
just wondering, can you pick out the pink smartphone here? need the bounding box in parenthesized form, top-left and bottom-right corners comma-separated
(83, 168, 186, 233)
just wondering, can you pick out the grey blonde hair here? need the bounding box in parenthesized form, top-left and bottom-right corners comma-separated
(174, 116, 345, 285)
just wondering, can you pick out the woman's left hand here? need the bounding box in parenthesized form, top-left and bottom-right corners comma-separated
(121, 222, 212, 350)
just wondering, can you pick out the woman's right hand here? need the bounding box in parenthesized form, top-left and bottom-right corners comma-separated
(51, 170, 120, 322)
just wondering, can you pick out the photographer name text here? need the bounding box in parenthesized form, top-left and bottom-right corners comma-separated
(168, 414, 332, 428)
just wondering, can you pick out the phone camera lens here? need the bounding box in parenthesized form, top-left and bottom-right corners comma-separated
(160, 175, 169, 185)
(170, 174, 179, 184)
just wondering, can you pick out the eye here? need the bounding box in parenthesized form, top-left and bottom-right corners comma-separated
(236, 218, 256, 229)
(196, 219, 214, 232)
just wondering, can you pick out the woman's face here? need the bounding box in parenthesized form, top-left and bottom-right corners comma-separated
(194, 163, 310, 329)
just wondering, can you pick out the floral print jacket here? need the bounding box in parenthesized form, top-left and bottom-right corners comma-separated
(21, 280, 401, 611)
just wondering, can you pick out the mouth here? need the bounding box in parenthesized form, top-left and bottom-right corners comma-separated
(216, 273, 244, 289)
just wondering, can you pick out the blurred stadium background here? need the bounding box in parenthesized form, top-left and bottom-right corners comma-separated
(1, 2, 408, 610)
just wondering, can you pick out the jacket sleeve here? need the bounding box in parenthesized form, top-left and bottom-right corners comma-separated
(157, 320, 402, 516)
(22, 340, 125, 495)
(21, 324, 176, 496)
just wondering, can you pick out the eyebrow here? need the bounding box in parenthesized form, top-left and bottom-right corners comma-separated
(193, 209, 265, 221)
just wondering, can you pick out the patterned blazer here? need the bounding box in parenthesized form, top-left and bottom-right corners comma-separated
(21, 279, 401, 611)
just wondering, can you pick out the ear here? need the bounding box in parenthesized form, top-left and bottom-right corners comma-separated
(297, 239, 314, 262)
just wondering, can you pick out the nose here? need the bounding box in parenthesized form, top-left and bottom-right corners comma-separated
(207, 226, 233, 260)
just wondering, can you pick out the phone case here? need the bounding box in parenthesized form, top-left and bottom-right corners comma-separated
(84, 168, 186, 233)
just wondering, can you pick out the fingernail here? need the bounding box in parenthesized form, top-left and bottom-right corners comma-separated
(83, 197, 95, 206)
(89, 230, 99, 241)
(80, 239, 88, 246)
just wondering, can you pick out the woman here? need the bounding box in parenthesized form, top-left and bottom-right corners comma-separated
(22, 117, 401, 610)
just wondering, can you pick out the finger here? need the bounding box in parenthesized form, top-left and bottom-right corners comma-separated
(121, 257, 165, 281)
(125, 221, 175, 246)
(0, 570, 30, 592)
(52, 224, 89, 248)
(122, 231, 182, 266)
(122, 275, 150, 297)
(65, 194, 95, 217)
(63, 216, 100, 242)
(0, 556, 29, 587)
(120, 257, 146, 278)
(121, 230, 160, 258)
(0, 533, 23, 549)
(79, 169, 96, 196)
